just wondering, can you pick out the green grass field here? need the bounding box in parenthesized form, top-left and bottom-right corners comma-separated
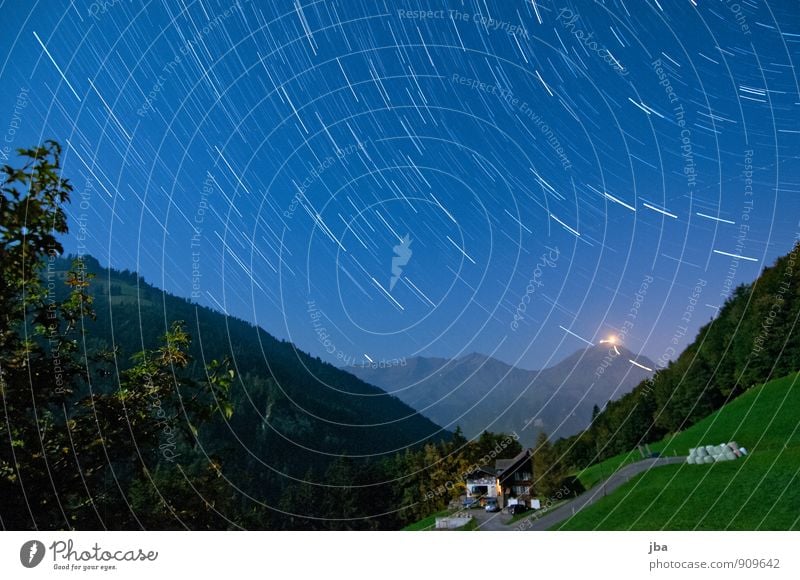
(556, 372, 800, 530)
(576, 371, 800, 489)
(575, 450, 642, 490)
(402, 509, 452, 531)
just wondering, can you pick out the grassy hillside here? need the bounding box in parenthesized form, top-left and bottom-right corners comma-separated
(557, 372, 800, 530)
(555, 244, 800, 472)
(574, 450, 642, 490)
(575, 371, 800, 489)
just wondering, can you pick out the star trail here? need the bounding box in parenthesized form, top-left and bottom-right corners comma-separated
(1, 0, 798, 372)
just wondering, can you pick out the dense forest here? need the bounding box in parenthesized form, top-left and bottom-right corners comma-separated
(554, 238, 800, 471)
(0, 141, 536, 530)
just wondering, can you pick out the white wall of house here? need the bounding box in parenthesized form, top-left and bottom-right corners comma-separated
(466, 477, 498, 498)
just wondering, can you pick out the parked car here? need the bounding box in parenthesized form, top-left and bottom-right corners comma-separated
(485, 500, 500, 513)
(462, 498, 478, 509)
(507, 503, 528, 516)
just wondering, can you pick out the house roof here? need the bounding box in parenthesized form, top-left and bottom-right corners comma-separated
(494, 459, 515, 472)
(495, 449, 531, 475)
(465, 465, 497, 480)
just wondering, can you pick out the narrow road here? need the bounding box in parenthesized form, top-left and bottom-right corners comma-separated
(470, 506, 513, 531)
(464, 456, 685, 531)
(522, 456, 685, 531)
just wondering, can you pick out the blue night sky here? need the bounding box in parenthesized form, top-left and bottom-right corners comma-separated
(1, 0, 798, 372)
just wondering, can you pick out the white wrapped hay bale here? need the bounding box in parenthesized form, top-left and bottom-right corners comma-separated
(688, 442, 744, 464)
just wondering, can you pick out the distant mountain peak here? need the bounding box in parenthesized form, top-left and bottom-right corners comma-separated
(350, 345, 655, 446)
(456, 351, 496, 365)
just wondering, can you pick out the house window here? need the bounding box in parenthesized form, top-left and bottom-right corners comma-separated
(512, 471, 531, 482)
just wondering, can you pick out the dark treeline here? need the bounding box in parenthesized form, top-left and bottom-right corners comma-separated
(1, 141, 529, 530)
(554, 241, 800, 471)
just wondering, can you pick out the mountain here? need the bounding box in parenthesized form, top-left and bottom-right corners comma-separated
(349, 345, 655, 446)
(52, 256, 447, 480)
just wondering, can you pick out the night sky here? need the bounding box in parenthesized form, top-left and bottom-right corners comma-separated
(1, 0, 798, 373)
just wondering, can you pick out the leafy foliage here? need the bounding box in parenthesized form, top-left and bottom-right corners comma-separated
(0, 143, 234, 529)
(532, 432, 561, 498)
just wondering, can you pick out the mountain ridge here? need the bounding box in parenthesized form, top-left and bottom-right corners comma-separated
(349, 344, 655, 446)
(52, 255, 449, 477)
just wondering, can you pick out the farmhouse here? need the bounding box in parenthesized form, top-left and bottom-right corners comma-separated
(464, 466, 498, 505)
(464, 449, 534, 508)
(495, 449, 533, 507)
